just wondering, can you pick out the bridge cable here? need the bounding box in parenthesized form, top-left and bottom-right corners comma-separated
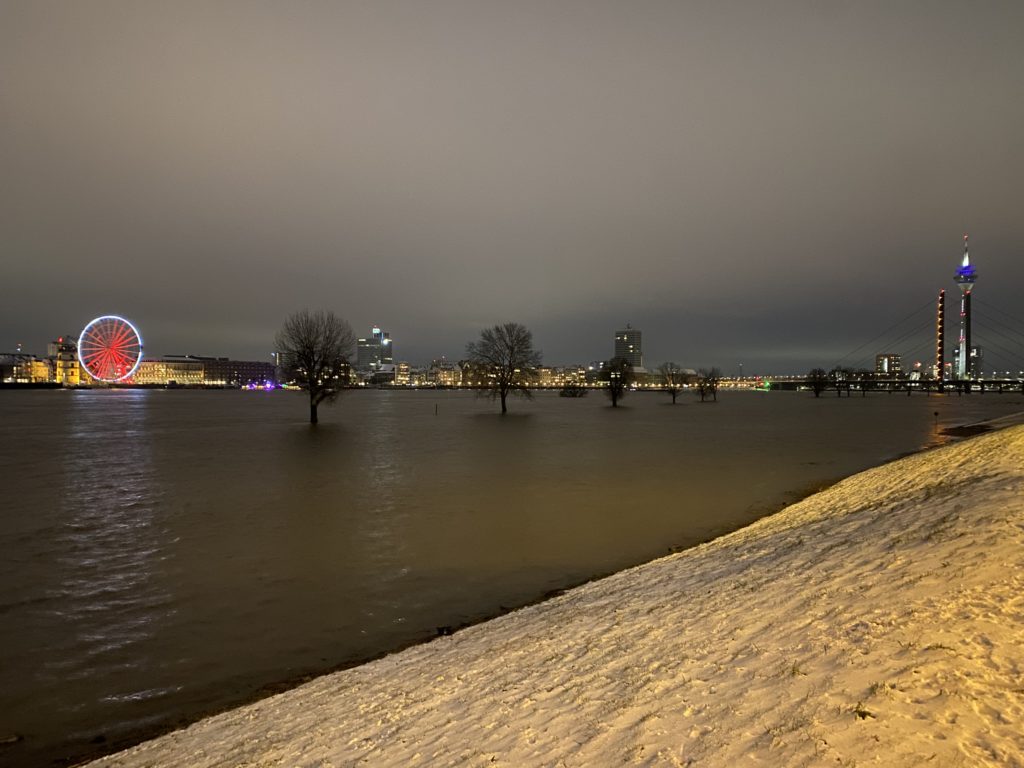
(972, 308, 1024, 349)
(971, 332, 1024, 373)
(844, 314, 936, 371)
(970, 329, 1024, 369)
(830, 297, 936, 371)
(975, 298, 1024, 334)
(901, 337, 937, 365)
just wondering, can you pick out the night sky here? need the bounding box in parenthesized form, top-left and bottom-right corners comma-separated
(3, 1, 1023, 373)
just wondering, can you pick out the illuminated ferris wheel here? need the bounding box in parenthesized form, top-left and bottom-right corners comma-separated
(77, 315, 144, 383)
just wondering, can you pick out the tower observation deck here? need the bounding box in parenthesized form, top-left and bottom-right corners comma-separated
(954, 234, 978, 380)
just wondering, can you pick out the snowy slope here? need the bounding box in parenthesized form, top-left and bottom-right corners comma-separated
(88, 425, 1024, 767)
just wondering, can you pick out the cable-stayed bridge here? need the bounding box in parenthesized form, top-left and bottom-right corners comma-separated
(759, 235, 1024, 395)
(756, 293, 1024, 394)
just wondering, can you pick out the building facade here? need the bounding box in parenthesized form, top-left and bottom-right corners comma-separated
(952, 346, 984, 380)
(133, 356, 275, 386)
(356, 326, 394, 371)
(428, 358, 462, 387)
(50, 337, 81, 386)
(134, 359, 205, 386)
(536, 366, 588, 387)
(181, 357, 276, 386)
(614, 325, 643, 369)
(874, 353, 902, 377)
(1, 354, 52, 383)
(394, 361, 411, 386)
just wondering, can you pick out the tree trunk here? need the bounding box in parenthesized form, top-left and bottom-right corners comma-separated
(500, 390, 508, 414)
(671, 391, 677, 404)
(310, 400, 318, 424)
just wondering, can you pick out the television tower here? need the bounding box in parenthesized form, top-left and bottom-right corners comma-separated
(954, 233, 977, 380)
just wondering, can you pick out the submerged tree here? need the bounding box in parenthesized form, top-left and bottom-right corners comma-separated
(559, 381, 588, 398)
(466, 322, 542, 414)
(805, 368, 830, 398)
(696, 367, 721, 402)
(659, 362, 686, 404)
(600, 356, 633, 407)
(276, 309, 355, 424)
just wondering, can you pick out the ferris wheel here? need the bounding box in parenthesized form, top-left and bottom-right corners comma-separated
(77, 315, 144, 383)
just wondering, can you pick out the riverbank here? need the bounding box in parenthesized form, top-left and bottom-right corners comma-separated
(85, 423, 1024, 766)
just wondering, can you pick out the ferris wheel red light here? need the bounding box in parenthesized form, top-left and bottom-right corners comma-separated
(77, 315, 144, 383)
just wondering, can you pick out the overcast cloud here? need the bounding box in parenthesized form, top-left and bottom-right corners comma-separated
(3, 1, 1023, 373)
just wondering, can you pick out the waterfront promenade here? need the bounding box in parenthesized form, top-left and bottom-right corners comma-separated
(88, 423, 1024, 767)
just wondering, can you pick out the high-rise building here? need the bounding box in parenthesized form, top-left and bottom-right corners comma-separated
(614, 325, 643, 369)
(875, 353, 902, 376)
(954, 234, 978, 379)
(356, 326, 393, 371)
(953, 346, 984, 380)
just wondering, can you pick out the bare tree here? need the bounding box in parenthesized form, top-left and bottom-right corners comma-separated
(659, 362, 686, 404)
(696, 367, 721, 402)
(805, 368, 829, 397)
(276, 309, 355, 424)
(466, 322, 542, 414)
(600, 356, 633, 407)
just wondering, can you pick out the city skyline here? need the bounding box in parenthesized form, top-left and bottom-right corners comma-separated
(3, 2, 1023, 372)
(7, 233, 1019, 379)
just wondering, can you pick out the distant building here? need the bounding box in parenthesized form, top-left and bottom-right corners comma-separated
(0, 354, 17, 383)
(614, 325, 643, 369)
(134, 356, 275, 386)
(0, 354, 52, 383)
(536, 366, 587, 387)
(356, 339, 375, 370)
(364, 364, 396, 386)
(875, 353, 902, 377)
(50, 336, 81, 386)
(273, 351, 295, 383)
(182, 356, 275, 386)
(18, 357, 52, 383)
(394, 361, 411, 386)
(428, 357, 461, 387)
(356, 326, 394, 371)
(134, 358, 204, 386)
(952, 346, 984, 379)
(585, 361, 606, 384)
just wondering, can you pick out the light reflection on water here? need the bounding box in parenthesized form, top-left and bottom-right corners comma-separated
(0, 388, 1021, 767)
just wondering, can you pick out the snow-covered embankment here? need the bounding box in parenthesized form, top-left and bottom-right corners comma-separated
(90, 425, 1024, 767)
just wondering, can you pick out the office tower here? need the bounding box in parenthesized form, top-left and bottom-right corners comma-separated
(875, 353, 902, 376)
(614, 325, 643, 368)
(356, 326, 394, 371)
